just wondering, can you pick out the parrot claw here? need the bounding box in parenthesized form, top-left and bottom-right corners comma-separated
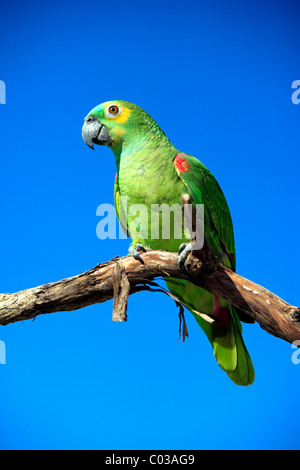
(128, 244, 146, 264)
(178, 242, 193, 271)
(135, 243, 147, 253)
(178, 243, 187, 255)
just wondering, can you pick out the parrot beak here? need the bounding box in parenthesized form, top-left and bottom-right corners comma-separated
(82, 115, 112, 149)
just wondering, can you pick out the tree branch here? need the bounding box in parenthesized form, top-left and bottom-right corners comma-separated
(1, 194, 299, 345)
(0, 249, 299, 344)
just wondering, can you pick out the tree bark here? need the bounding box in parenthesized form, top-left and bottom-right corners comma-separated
(0, 249, 299, 345)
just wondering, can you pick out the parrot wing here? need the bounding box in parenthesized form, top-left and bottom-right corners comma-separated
(173, 153, 235, 270)
(172, 153, 255, 385)
(173, 152, 254, 327)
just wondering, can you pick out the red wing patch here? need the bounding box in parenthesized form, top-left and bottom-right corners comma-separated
(174, 154, 191, 177)
(213, 297, 230, 328)
(114, 172, 119, 193)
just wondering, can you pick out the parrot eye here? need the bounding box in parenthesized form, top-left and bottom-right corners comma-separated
(106, 105, 121, 117)
(109, 106, 118, 114)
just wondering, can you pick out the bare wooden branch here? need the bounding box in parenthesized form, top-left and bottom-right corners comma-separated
(112, 261, 130, 322)
(0, 250, 299, 345)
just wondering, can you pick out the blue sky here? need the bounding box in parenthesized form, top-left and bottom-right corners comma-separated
(0, 0, 299, 450)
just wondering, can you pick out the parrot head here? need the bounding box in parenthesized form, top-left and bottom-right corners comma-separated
(82, 100, 169, 151)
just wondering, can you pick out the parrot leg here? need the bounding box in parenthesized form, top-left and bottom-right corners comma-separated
(178, 242, 193, 271)
(128, 243, 147, 264)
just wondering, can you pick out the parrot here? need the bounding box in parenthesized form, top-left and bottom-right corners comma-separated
(82, 100, 255, 386)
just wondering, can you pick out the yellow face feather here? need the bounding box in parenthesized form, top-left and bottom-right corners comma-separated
(104, 103, 132, 124)
(113, 106, 132, 124)
(112, 125, 126, 137)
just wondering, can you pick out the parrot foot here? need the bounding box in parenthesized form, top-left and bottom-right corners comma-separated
(178, 242, 193, 271)
(128, 243, 147, 264)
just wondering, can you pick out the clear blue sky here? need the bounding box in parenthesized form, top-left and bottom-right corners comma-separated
(0, 0, 299, 450)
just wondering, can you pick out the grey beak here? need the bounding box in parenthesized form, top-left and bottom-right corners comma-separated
(82, 115, 112, 149)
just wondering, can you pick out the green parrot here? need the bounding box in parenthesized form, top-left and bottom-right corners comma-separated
(82, 100, 255, 386)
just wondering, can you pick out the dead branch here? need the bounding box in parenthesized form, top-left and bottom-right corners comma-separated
(0, 193, 299, 345)
(0, 249, 299, 345)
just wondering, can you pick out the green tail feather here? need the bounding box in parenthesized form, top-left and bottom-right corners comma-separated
(211, 306, 255, 386)
(226, 307, 255, 385)
(213, 314, 237, 373)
